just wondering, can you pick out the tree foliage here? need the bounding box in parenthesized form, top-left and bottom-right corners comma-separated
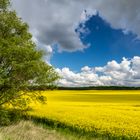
(0, 0, 59, 110)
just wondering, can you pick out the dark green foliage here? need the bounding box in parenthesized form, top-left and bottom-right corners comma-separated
(0, 108, 11, 126)
(58, 86, 140, 90)
(0, 0, 59, 111)
(0, 108, 25, 126)
(0, 0, 10, 11)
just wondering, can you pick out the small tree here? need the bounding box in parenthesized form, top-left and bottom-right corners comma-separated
(0, 0, 59, 110)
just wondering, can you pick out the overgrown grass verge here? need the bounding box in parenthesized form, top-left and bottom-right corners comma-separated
(0, 120, 75, 140)
(30, 118, 104, 140)
(26, 115, 134, 140)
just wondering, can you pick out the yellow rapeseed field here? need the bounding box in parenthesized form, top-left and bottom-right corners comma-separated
(28, 90, 140, 139)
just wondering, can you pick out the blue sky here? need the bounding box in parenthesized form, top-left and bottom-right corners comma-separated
(51, 13, 140, 72)
(12, 0, 140, 87)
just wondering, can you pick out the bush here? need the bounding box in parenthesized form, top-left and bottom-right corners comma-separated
(0, 108, 23, 126)
(0, 109, 11, 126)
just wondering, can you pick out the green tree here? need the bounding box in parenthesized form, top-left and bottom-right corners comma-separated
(0, 0, 59, 110)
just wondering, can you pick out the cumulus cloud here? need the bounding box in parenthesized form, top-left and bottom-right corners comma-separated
(32, 36, 53, 63)
(11, 0, 140, 55)
(11, 0, 87, 53)
(56, 57, 140, 87)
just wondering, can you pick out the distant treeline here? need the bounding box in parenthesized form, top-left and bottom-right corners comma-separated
(58, 86, 140, 90)
(28, 85, 140, 90)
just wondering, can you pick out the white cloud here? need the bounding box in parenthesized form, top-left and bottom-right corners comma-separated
(56, 56, 140, 87)
(80, 9, 97, 22)
(81, 66, 91, 72)
(11, 0, 140, 54)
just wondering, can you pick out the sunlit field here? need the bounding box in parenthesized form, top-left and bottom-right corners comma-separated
(28, 90, 140, 139)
